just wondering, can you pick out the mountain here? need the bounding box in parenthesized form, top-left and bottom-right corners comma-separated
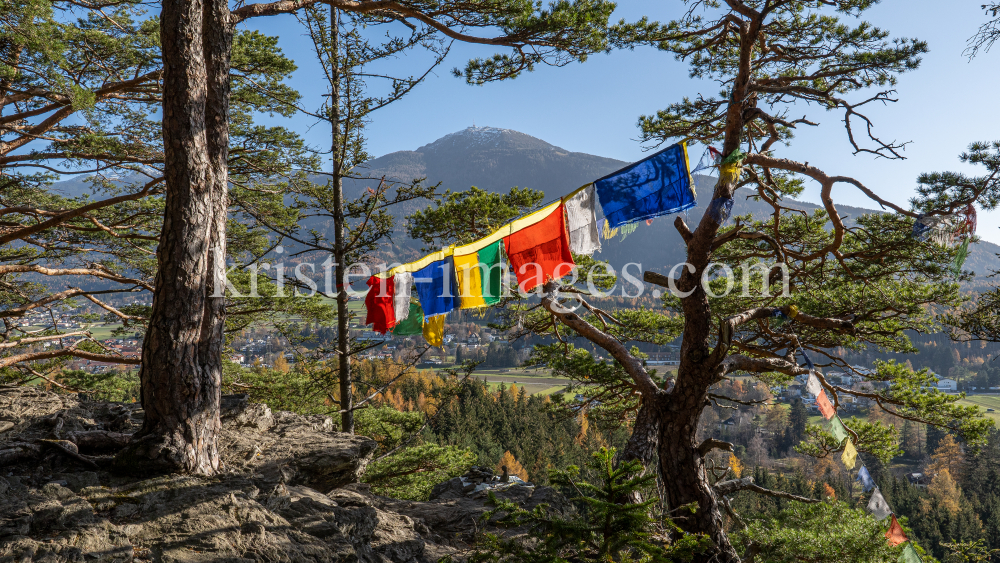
(343, 126, 627, 198)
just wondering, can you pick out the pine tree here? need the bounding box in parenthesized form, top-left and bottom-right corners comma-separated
(471, 447, 712, 563)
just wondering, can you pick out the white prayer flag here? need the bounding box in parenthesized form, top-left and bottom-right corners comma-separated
(806, 371, 823, 397)
(392, 272, 413, 323)
(868, 488, 892, 521)
(565, 184, 601, 256)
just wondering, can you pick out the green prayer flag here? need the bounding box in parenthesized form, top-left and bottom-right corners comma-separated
(829, 416, 849, 443)
(392, 302, 424, 335)
(478, 240, 503, 306)
(898, 543, 922, 563)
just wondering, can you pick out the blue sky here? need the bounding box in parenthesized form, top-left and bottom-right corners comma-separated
(241, 0, 1000, 244)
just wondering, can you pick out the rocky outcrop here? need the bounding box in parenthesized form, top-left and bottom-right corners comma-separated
(0, 387, 569, 563)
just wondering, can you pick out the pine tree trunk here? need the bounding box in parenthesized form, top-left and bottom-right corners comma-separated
(329, 5, 353, 434)
(115, 0, 231, 475)
(658, 406, 740, 563)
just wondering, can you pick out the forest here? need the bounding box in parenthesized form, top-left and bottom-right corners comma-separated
(3, 0, 1000, 562)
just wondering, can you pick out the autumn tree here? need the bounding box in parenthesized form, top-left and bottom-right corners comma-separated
(929, 434, 966, 480)
(497, 450, 529, 482)
(409, 1, 999, 559)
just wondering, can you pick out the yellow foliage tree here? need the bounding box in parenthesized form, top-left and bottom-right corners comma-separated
(274, 354, 290, 373)
(925, 469, 962, 515)
(928, 434, 965, 479)
(496, 450, 529, 482)
(728, 452, 744, 479)
(822, 483, 836, 500)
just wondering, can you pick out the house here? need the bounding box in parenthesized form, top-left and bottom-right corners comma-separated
(907, 473, 931, 488)
(936, 378, 958, 392)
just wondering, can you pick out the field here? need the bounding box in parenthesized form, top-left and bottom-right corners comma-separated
(958, 395, 1000, 423)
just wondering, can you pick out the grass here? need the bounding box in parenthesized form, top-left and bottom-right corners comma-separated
(958, 395, 1000, 423)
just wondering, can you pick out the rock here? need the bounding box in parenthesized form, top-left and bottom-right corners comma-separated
(220, 404, 377, 492)
(0, 387, 524, 563)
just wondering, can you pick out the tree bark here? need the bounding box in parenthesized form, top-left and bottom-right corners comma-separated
(658, 406, 741, 563)
(328, 6, 354, 434)
(114, 0, 231, 475)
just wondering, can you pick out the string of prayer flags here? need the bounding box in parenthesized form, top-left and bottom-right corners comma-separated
(503, 202, 574, 292)
(829, 415, 849, 442)
(857, 465, 875, 492)
(365, 142, 708, 345)
(392, 302, 424, 336)
(806, 371, 823, 397)
(422, 314, 445, 347)
(816, 389, 836, 420)
(454, 239, 504, 309)
(364, 275, 397, 334)
(594, 142, 697, 228)
(899, 543, 922, 563)
(841, 439, 858, 469)
(393, 272, 413, 323)
(868, 488, 892, 521)
(885, 515, 908, 547)
(564, 184, 602, 256)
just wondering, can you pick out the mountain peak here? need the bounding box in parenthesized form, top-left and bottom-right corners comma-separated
(416, 126, 559, 154)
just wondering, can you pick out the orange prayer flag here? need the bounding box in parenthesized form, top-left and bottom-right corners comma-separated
(816, 389, 836, 420)
(885, 515, 907, 547)
(504, 203, 574, 292)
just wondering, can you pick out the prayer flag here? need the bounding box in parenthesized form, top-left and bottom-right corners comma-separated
(829, 416, 849, 443)
(816, 389, 836, 420)
(504, 203, 574, 292)
(899, 543, 922, 563)
(602, 219, 619, 241)
(393, 272, 413, 323)
(842, 439, 858, 469)
(392, 302, 423, 336)
(453, 239, 504, 309)
(857, 465, 875, 492)
(423, 314, 445, 347)
(364, 275, 396, 334)
(594, 142, 697, 228)
(564, 184, 601, 256)
(806, 371, 823, 397)
(886, 515, 907, 547)
(401, 248, 459, 318)
(868, 488, 892, 521)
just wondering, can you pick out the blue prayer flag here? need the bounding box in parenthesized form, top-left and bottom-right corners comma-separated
(412, 256, 458, 318)
(594, 142, 697, 228)
(857, 465, 875, 492)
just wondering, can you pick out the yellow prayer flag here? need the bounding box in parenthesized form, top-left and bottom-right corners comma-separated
(842, 440, 857, 469)
(422, 314, 445, 347)
(454, 252, 486, 309)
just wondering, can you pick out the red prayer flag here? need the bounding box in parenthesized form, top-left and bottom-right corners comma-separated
(365, 275, 396, 334)
(504, 204, 575, 292)
(885, 515, 907, 547)
(816, 389, 835, 420)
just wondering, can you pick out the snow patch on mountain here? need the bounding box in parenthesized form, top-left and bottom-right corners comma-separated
(416, 126, 557, 153)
